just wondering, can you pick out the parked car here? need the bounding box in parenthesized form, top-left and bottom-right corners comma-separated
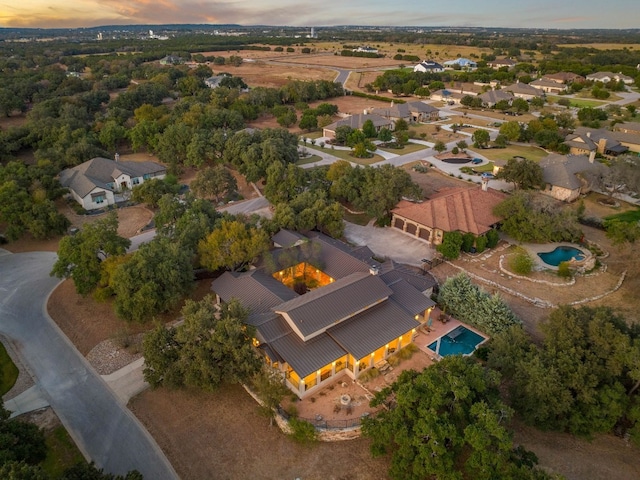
(471, 158, 483, 165)
(481, 172, 495, 179)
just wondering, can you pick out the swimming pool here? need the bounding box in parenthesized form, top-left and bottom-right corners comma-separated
(427, 326, 486, 357)
(537, 246, 585, 267)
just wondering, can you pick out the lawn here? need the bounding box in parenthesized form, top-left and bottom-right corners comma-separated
(548, 96, 607, 108)
(304, 143, 384, 165)
(0, 342, 18, 395)
(468, 145, 549, 163)
(295, 154, 322, 165)
(377, 142, 428, 154)
(41, 426, 85, 478)
(604, 209, 640, 223)
(343, 209, 373, 225)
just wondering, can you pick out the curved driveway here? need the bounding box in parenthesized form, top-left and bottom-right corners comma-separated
(0, 250, 178, 479)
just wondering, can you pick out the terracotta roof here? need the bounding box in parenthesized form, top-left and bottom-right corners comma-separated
(392, 187, 507, 236)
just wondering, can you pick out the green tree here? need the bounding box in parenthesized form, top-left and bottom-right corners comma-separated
(131, 177, 180, 208)
(143, 297, 262, 390)
(198, 219, 270, 272)
(377, 127, 393, 143)
(190, 165, 237, 203)
(394, 118, 408, 132)
(362, 119, 377, 138)
(112, 237, 194, 322)
(433, 140, 447, 153)
(495, 157, 544, 190)
(252, 366, 291, 426)
(499, 121, 521, 142)
(472, 129, 490, 148)
(0, 401, 47, 467)
(51, 212, 131, 296)
(362, 356, 551, 480)
(436, 231, 463, 259)
(298, 112, 318, 131)
(98, 120, 127, 152)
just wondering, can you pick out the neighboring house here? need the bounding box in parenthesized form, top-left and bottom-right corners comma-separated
(371, 101, 440, 123)
(487, 58, 517, 69)
(413, 60, 445, 73)
(430, 89, 467, 104)
(204, 75, 225, 88)
(59, 156, 166, 211)
(542, 72, 585, 84)
(443, 58, 478, 70)
(503, 82, 543, 101)
(529, 78, 569, 93)
(211, 231, 437, 398)
(322, 113, 392, 138)
(564, 128, 629, 159)
(159, 55, 183, 65)
(354, 46, 378, 54)
(391, 186, 507, 246)
(478, 89, 514, 107)
(586, 72, 634, 85)
(614, 121, 640, 136)
(539, 153, 606, 202)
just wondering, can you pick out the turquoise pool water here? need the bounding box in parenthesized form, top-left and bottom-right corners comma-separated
(428, 326, 485, 356)
(537, 246, 585, 267)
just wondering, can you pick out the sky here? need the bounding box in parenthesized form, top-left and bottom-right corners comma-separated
(0, 0, 637, 30)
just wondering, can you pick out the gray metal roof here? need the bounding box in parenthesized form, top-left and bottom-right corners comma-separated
(256, 315, 294, 343)
(379, 260, 437, 292)
(272, 229, 307, 248)
(327, 300, 420, 359)
(274, 272, 393, 339)
(212, 270, 299, 314)
(270, 332, 347, 379)
(387, 279, 436, 315)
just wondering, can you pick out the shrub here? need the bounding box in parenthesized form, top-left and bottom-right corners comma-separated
(359, 367, 381, 382)
(397, 343, 418, 359)
(557, 261, 572, 278)
(452, 146, 459, 154)
(486, 229, 500, 248)
(475, 234, 488, 253)
(461, 233, 476, 253)
(509, 250, 534, 275)
(289, 418, 318, 444)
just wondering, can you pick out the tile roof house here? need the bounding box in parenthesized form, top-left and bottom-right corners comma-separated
(370, 101, 440, 123)
(322, 113, 392, 138)
(413, 60, 445, 73)
(211, 231, 437, 398)
(564, 127, 630, 159)
(487, 58, 517, 69)
(59, 156, 166, 211)
(542, 72, 585, 84)
(586, 72, 634, 85)
(539, 153, 606, 202)
(391, 186, 507, 246)
(529, 78, 568, 93)
(503, 82, 543, 101)
(478, 89, 514, 107)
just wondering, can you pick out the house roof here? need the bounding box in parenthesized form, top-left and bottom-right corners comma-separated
(58, 157, 165, 198)
(386, 278, 436, 316)
(324, 113, 391, 133)
(487, 58, 516, 67)
(379, 260, 437, 292)
(569, 127, 633, 152)
(414, 60, 444, 71)
(327, 300, 419, 360)
(270, 331, 347, 379)
(443, 58, 477, 67)
(479, 89, 514, 105)
(392, 187, 507, 236)
(504, 82, 542, 97)
(212, 270, 299, 315)
(530, 78, 568, 90)
(371, 101, 438, 120)
(539, 154, 606, 189)
(542, 72, 584, 83)
(586, 71, 633, 83)
(273, 272, 393, 339)
(615, 122, 640, 135)
(272, 229, 307, 248)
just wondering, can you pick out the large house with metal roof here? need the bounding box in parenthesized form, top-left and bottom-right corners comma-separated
(211, 231, 437, 398)
(59, 156, 166, 210)
(370, 101, 440, 124)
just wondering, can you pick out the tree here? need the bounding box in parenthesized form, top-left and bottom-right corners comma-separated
(456, 140, 468, 151)
(377, 127, 393, 143)
(61, 462, 143, 480)
(190, 165, 237, 203)
(394, 118, 408, 132)
(252, 366, 291, 426)
(0, 400, 47, 467)
(472, 129, 490, 148)
(143, 297, 262, 390)
(512, 97, 529, 113)
(198, 219, 270, 272)
(495, 157, 544, 190)
(433, 140, 447, 153)
(499, 121, 521, 142)
(298, 112, 318, 131)
(51, 212, 131, 296)
(112, 236, 194, 322)
(362, 356, 552, 480)
(362, 119, 377, 138)
(131, 177, 180, 207)
(436, 231, 463, 259)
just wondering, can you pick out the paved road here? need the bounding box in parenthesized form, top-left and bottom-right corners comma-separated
(0, 251, 178, 479)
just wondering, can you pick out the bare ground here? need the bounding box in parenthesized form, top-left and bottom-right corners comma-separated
(129, 385, 390, 480)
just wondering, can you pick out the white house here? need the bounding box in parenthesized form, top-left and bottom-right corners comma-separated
(413, 60, 444, 73)
(59, 156, 166, 211)
(586, 71, 634, 85)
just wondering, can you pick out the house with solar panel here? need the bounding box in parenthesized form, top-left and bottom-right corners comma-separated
(211, 230, 437, 398)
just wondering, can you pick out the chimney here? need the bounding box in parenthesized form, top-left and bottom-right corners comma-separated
(369, 265, 379, 276)
(481, 176, 489, 191)
(114, 153, 120, 162)
(589, 150, 596, 163)
(586, 132, 591, 138)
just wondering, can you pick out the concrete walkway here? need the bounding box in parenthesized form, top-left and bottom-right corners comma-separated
(5, 385, 50, 418)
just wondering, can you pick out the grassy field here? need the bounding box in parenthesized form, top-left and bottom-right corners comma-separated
(0, 343, 18, 394)
(304, 143, 384, 165)
(604, 209, 640, 223)
(468, 145, 549, 162)
(343, 210, 373, 225)
(556, 43, 640, 50)
(41, 426, 85, 478)
(548, 96, 608, 108)
(377, 142, 428, 154)
(296, 154, 322, 165)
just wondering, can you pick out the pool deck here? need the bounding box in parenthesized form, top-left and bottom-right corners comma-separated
(416, 307, 489, 360)
(523, 242, 590, 271)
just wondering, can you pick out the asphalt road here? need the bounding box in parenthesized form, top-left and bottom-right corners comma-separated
(0, 250, 178, 479)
